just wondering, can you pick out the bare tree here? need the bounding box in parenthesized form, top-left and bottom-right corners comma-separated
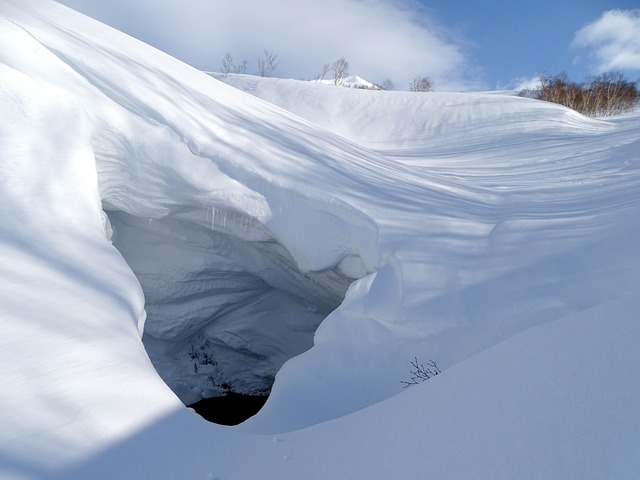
(314, 63, 331, 82)
(587, 72, 638, 116)
(221, 53, 246, 75)
(234, 59, 247, 74)
(379, 78, 394, 91)
(522, 71, 638, 116)
(409, 76, 434, 92)
(401, 357, 441, 388)
(332, 57, 350, 86)
(257, 49, 279, 77)
(221, 52, 235, 76)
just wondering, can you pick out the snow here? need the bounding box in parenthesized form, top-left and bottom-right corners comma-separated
(1, 0, 640, 478)
(311, 74, 381, 89)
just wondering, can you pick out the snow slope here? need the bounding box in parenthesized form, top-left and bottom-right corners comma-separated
(1, 1, 640, 478)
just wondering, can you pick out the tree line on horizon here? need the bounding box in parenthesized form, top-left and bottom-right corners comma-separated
(520, 72, 639, 117)
(218, 51, 434, 92)
(217, 51, 640, 116)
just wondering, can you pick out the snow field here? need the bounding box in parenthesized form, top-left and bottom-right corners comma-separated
(1, 0, 640, 478)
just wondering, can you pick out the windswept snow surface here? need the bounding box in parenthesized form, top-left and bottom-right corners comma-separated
(1, 1, 640, 479)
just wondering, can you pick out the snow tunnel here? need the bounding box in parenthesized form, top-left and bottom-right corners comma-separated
(105, 206, 368, 424)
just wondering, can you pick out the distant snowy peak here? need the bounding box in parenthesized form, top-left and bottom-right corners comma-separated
(314, 74, 381, 90)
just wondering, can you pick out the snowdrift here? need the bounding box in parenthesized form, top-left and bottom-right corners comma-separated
(1, 1, 640, 478)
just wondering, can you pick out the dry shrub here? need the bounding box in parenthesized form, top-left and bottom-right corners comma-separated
(522, 72, 639, 117)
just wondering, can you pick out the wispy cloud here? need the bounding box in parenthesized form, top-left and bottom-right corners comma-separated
(571, 9, 640, 74)
(57, 0, 482, 90)
(497, 75, 541, 92)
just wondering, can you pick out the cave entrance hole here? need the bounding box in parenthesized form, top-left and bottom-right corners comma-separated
(106, 209, 359, 425)
(187, 392, 269, 426)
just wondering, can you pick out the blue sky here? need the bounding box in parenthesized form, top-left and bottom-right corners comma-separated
(57, 0, 640, 91)
(423, 0, 640, 88)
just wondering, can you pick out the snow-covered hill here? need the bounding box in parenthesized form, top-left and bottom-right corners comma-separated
(1, 1, 639, 479)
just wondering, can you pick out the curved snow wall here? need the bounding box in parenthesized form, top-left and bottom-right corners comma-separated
(106, 208, 359, 407)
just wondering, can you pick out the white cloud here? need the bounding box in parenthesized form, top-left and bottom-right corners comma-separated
(57, 0, 482, 90)
(571, 9, 640, 73)
(498, 74, 541, 92)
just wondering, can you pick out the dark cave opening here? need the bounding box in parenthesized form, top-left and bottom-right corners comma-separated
(188, 392, 269, 426)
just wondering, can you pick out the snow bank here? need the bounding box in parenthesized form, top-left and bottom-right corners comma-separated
(0, 0, 379, 466)
(0, 9, 181, 472)
(38, 288, 640, 480)
(1, 0, 384, 405)
(217, 74, 612, 154)
(223, 74, 640, 433)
